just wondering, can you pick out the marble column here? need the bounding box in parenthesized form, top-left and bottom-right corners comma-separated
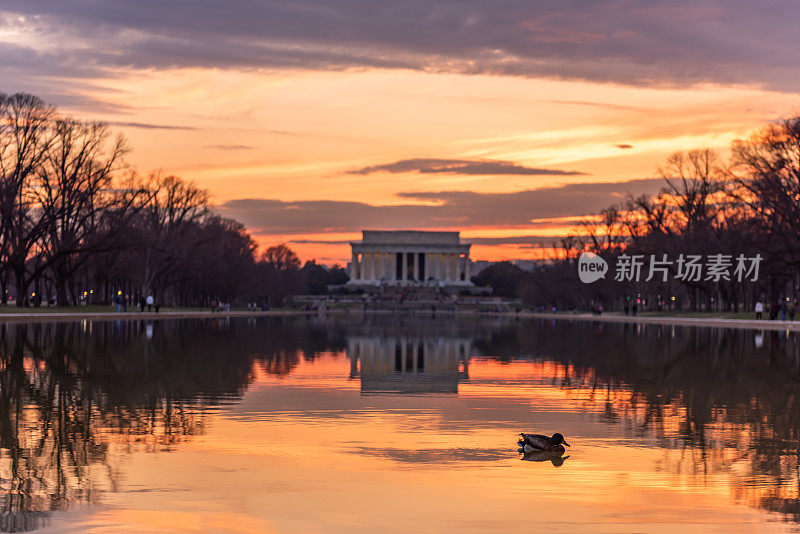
(464, 255, 470, 282)
(382, 253, 389, 280)
(401, 252, 407, 281)
(413, 252, 419, 281)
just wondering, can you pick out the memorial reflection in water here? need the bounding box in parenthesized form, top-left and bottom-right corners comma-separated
(348, 334, 470, 394)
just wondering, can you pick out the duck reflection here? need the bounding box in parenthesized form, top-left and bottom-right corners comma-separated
(519, 449, 571, 467)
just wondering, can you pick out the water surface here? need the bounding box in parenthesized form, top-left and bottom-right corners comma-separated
(1, 316, 798, 533)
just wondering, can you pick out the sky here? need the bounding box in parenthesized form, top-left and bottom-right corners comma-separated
(2, 1, 800, 264)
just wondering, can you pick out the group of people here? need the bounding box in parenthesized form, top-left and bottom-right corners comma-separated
(623, 303, 639, 316)
(209, 300, 230, 312)
(114, 294, 158, 313)
(754, 299, 797, 321)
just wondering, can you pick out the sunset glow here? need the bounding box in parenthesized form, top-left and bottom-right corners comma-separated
(3, 2, 799, 262)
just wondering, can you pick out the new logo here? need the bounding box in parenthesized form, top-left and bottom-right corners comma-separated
(578, 252, 608, 283)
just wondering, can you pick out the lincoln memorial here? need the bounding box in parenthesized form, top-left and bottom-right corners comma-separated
(347, 230, 474, 288)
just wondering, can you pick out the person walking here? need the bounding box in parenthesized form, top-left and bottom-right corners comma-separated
(781, 300, 788, 321)
(146, 294, 154, 312)
(755, 300, 763, 320)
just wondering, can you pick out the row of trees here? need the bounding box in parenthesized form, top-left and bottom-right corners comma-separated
(0, 92, 344, 307)
(496, 114, 800, 312)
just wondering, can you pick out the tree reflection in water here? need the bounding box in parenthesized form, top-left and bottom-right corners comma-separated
(474, 319, 800, 526)
(2, 316, 800, 530)
(0, 317, 341, 532)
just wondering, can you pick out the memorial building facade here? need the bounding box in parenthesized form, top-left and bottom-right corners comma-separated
(347, 230, 473, 288)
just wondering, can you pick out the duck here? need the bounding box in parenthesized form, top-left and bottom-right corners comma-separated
(518, 432, 571, 453)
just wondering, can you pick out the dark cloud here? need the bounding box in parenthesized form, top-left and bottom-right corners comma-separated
(1, 1, 799, 91)
(616, 144, 634, 149)
(349, 158, 585, 176)
(218, 177, 662, 234)
(107, 121, 198, 130)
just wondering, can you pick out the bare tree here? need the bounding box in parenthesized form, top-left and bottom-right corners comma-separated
(659, 149, 726, 237)
(733, 117, 800, 271)
(134, 174, 210, 301)
(0, 93, 55, 306)
(33, 119, 129, 305)
(256, 244, 303, 306)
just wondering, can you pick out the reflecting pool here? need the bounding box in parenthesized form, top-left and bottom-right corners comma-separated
(1, 316, 799, 533)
